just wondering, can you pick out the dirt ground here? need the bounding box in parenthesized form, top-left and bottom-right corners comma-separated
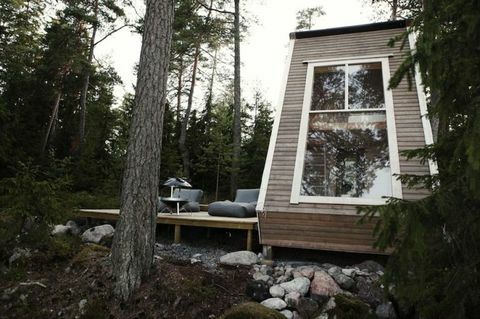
(0, 242, 251, 319)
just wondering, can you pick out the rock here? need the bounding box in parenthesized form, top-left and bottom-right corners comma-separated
(1, 287, 18, 301)
(292, 311, 303, 319)
(79, 299, 87, 314)
(261, 297, 287, 310)
(246, 280, 271, 302)
(276, 275, 290, 284)
(51, 225, 71, 236)
(192, 253, 202, 258)
(322, 297, 336, 312)
(190, 258, 201, 264)
(297, 297, 319, 318)
(220, 250, 258, 266)
(376, 302, 397, 319)
(355, 260, 385, 273)
(327, 266, 342, 277)
(81, 225, 114, 244)
(260, 264, 273, 275)
(280, 277, 310, 296)
(332, 273, 355, 290)
(313, 314, 328, 319)
(356, 276, 385, 307)
(269, 285, 285, 298)
(9, 248, 31, 265)
(341, 268, 356, 277)
(253, 272, 272, 283)
(292, 266, 315, 280)
(66, 220, 81, 235)
(310, 271, 342, 303)
(222, 302, 285, 319)
(280, 309, 294, 319)
(284, 291, 301, 308)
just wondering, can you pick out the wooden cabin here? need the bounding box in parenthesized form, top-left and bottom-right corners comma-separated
(256, 20, 436, 255)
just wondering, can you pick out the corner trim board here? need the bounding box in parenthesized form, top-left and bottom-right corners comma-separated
(407, 31, 438, 175)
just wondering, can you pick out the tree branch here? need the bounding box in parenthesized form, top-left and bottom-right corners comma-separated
(94, 24, 134, 47)
(195, 0, 235, 15)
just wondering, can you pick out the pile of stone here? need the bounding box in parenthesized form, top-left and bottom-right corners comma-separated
(237, 254, 396, 319)
(51, 221, 114, 246)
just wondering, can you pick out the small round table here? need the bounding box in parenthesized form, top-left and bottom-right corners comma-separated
(160, 197, 189, 215)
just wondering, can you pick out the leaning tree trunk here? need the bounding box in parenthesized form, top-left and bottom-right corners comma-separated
(231, 0, 241, 196)
(111, 0, 174, 302)
(179, 43, 200, 178)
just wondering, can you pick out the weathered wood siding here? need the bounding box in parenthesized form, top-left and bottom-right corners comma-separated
(260, 26, 430, 254)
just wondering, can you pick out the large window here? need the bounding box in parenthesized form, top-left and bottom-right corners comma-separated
(292, 58, 402, 205)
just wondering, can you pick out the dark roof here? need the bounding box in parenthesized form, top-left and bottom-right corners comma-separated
(290, 20, 408, 40)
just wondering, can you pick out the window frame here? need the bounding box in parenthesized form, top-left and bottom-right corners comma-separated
(290, 57, 403, 205)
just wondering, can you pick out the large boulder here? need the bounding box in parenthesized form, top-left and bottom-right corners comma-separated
(220, 251, 258, 266)
(246, 280, 271, 302)
(221, 302, 285, 319)
(310, 271, 342, 303)
(280, 277, 310, 296)
(81, 224, 114, 244)
(331, 273, 355, 290)
(261, 298, 287, 311)
(355, 276, 385, 307)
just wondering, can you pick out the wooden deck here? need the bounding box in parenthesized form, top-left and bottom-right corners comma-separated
(78, 209, 258, 251)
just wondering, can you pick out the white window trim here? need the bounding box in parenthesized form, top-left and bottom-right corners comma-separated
(290, 57, 403, 205)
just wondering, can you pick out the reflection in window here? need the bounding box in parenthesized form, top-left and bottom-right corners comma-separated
(311, 66, 345, 110)
(301, 112, 391, 198)
(348, 63, 385, 109)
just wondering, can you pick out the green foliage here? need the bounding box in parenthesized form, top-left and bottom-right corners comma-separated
(220, 302, 285, 319)
(296, 6, 325, 30)
(0, 161, 70, 225)
(359, 1, 480, 318)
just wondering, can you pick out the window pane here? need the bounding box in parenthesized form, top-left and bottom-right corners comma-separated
(311, 65, 345, 110)
(348, 62, 385, 109)
(301, 112, 392, 198)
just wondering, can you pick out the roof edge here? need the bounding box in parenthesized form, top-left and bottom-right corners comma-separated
(290, 20, 408, 40)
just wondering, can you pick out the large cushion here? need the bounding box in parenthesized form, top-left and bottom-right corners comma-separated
(208, 189, 259, 218)
(234, 189, 259, 203)
(208, 201, 256, 218)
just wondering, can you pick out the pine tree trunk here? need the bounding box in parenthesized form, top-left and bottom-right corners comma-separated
(42, 91, 62, 154)
(176, 59, 183, 134)
(79, 0, 99, 153)
(390, 0, 398, 20)
(179, 43, 200, 178)
(231, 0, 241, 195)
(111, 0, 174, 302)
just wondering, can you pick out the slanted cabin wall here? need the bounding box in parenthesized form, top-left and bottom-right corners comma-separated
(260, 27, 430, 254)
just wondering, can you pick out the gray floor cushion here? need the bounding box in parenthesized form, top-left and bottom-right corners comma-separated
(208, 189, 259, 218)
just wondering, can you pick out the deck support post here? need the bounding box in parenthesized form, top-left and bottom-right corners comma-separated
(246, 229, 253, 251)
(262, 245, 273, 260)
(174, 224, 181, 243)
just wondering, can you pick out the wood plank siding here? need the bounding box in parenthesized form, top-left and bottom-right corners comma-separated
(259, 24, 430, 254)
